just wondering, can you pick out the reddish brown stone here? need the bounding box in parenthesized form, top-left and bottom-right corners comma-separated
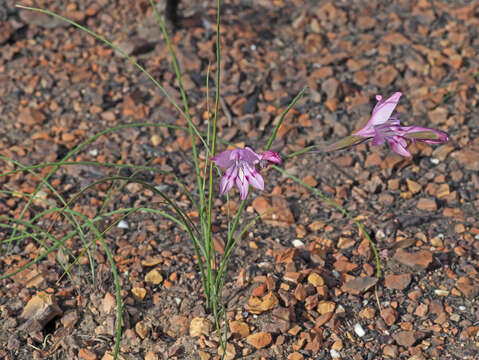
(455, 277, 479, 299)
(18, 107, 46, 126)
(381, 308, 398, 326)
(371, 65, 398, 87)
(0, 22, 14, 45)
(451, 148, 479, 171)
(393, 249, 433, 271)
(384, 273, 412, 290)
(383, 344, 399, 358)
(342, 276, 378, 295)
(392, 330, 416, 347)
(416, 198, 437, 211)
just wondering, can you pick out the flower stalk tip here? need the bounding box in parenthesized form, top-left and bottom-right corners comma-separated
(316, 92, 449, 157)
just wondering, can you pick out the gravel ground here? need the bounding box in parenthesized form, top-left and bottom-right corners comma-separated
(1, 0, 478, 359)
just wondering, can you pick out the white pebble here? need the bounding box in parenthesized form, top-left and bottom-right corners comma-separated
(354, 323, 366, 337)
(434, 289, 449, 296)
(89, 148, 98, 156)
(117, 220, 129, 229)
(459, 305, 466, 311)
(430, 158, 440, 164)
(174, 297, 181, 306)
(292, 239, 305, 248)
(375, 229, 386, 240)
(330, 349, 340, 359)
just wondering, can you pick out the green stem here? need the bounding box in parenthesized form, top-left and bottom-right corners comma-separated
(214, 200, 246, 291)
(205, 0, 223, 311)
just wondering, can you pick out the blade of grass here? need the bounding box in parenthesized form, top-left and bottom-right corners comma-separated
(204, 0, 224, 315)
(148, 0, 206, 217)
(1, 158, 95, 277)
(265, 87, 306, 151)
(0, 157, 201, 215)
(2, 122, 193, 251)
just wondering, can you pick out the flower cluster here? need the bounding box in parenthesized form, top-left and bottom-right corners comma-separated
(211, 147, 281, 200)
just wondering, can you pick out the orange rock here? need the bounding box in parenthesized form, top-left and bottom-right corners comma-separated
(307, 272, 324, 287)
(359, 307, 376, 319)
(246, 291, 279, 314)
(406, 179, 422, 194)
(79, 348, 97, 360)
(131, 287, 146, 300)
(145, 269, 163, 285)
(229, 320, 250, 338)
(288, 352, 304, 360)
(246, 331, 272, 349)
(302, 174, 318, 187)
(416, 198, 437, 211)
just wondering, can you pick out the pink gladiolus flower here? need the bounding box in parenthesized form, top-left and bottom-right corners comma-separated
(318, 92, 448, 157)
(211, 147, 281, 200)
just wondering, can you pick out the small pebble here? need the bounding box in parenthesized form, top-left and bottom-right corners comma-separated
(88, 148, 98, 156)
(117, 220, 129, 229)
(292, 239, 305, 248)
(330, 349, 340, 359)
(434, 289, 449, 296)
(354, 323, 366, 337)
(375, 229, 386, 240)
(450, 314, 460, 322)
(430, 158, 440, 164)
(459, 305, 466, 311)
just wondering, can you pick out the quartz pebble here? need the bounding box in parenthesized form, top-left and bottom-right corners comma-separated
(117, 220, 129, 229)
(354, 323, 366, 337)
(292, 239, 304, 248)
(330, 349, 340, 359)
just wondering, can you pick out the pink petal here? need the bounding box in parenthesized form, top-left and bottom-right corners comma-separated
(235, 173, 249, 200)
(355, 92, 402, 137)
(389, 136, 411, 157)
(241, 147, 262, 164)
(211, 150, 234, 169)
(243, 163, 264, 190)
(220, 166, 237, 194)
(371, 131, 386, 146)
